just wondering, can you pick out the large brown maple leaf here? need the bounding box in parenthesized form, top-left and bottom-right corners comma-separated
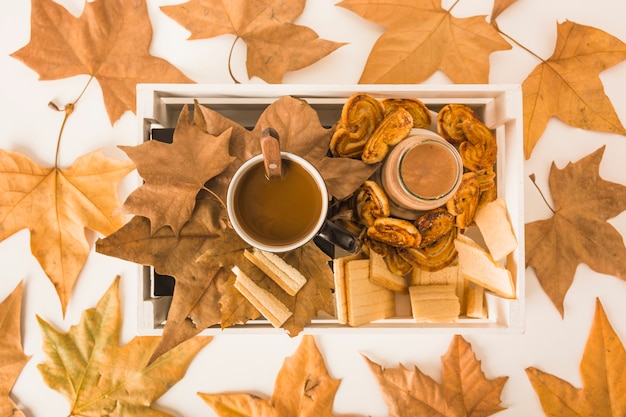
(10, 0, 194, 124)
(161, 0, 345, 83)
(365, 335, 508, 417)
(0, 282, 30, 417)
(337, 0, 511, 84)
(526, 298, 626, 416)
(525, 146, 626, 317)
(37, 276, 211, 416)
(199, 335, 361, 417)
(196, 96, 378, 202)
(0, 149, 134, 315)
(523, 20, 626, 159)
(120, 104, 235, 234)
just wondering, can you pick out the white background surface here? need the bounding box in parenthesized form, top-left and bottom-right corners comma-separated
(2, 0, 626, 416)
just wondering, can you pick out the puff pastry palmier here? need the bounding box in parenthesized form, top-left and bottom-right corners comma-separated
(382, 98, 431, 129)
(397, 228, 458, 272)
(356, 180, 391, 227)
(459, 119, 497, 173)
(415, 207, 455, 247)
(446, 172, 480, 229)
(367, 217, 422, 248)
(362, 107, 413, 164)
(437, 103, 479, 144)
(330, 93, 384, 158)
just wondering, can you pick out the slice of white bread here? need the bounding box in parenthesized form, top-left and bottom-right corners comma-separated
(409, 284, 460, 322)
(232, 266, 292, 328)
(410, 263, 465, 304)
(466, 283, 487, 319)
(244, 248, 307, 296)
(344, 259, 395, 327)
(454, 234, 515, 299)
(369, 251, 408, 293)
(473, 198, 517, 261)
(333, 253, 363, 324)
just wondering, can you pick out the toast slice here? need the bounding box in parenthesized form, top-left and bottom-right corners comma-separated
(244, 248, 307, 296)
(369, 251, 408, 293)
(232, 266, 292, 328)
(474, 198, 517, 261)
(344, 259, 395, 327)
(409, 284, 460, 322)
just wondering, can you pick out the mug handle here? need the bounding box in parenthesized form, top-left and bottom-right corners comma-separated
(317, 220, 362, 254)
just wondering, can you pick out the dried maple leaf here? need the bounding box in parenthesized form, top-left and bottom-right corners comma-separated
(523, 20, 626, 159)
(525, 146, 626, 317)
(196, 96, 378, 201)
(365, 335, 508, 417)
(161, 0, 345, 83)
(337, 0, 511, 84)
(490, 0, 518, 23)
(0, 282, 30, 417)
(10, 0, 194, 124)
(120, 104, 235, 234)
(526, 298, 626, 416)
(37, 276, 211, 416)
(96, 196, 245, 361)
(0, 149, 134, 315)
(199, 335, 361, 417)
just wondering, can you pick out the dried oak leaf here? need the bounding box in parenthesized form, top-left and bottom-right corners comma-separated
(0, 282, 30, 417)
(0, 149, 134, 315)
(365, 335, 508, 417)
(120, 104, 235, 234)
(96, 196, 253, 361)
(37, 276, 211, 416)
(195, 96, 378, 202)
(161, 0, 345, 83)
(10, 0, 194, 124)
(337, 0, 511, 84)
(523, 20, 626, 159)
(525, 146, 626, 317)
(199, 335, 361, 417)
(526, 298, 626, 416)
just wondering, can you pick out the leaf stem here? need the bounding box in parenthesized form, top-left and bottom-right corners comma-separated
(53, 75, 95, 167)
(202, 186, 227, 212)
(228, 36, 241, 84)
(529, 174, 556, 214)
(495, 26, 546, 64)
(447, 0, 461, 12)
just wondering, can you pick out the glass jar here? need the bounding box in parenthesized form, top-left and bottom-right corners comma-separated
(381, 129, 463, 216)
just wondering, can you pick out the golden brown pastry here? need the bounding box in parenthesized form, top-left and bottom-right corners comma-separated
(446, 172, 480, 229)
(415, 207, 455, 247)
(459, 118, 497, 173)
(437, 103, 479, 144)
(367, 217, 422, 248)
(382, 98, 432, 129)
(384, 246, 414, 276)
(330, 93, 385, 158)
(361, 107, 413, 164)
(397, 228, 458, 272)
(355, 180, 390, 227)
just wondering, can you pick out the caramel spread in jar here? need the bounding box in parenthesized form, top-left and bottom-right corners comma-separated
(382, 131, 463, 213)
(400, 142, 458, 199)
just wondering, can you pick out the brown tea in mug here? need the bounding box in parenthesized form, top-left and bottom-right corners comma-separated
(233, 159, 323, 246)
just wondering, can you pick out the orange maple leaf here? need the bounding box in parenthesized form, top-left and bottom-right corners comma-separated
(526, 298, 626, 416)
(199, 335, 361, 417)
(10, 0, 194, 124)
(0, 282, 30, 417)
(0, 149, 134, 314)
(337, 0, 511, 84)
(523, 20, 626, 158)
(365, 335, 508, 417)
(161, 0, 345, 83)
(525, 146, 626, 317)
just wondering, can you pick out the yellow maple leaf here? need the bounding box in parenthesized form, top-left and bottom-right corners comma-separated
(0, 149, 134, 315)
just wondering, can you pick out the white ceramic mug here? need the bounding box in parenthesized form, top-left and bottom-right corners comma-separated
(227, 152, 360, 253)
